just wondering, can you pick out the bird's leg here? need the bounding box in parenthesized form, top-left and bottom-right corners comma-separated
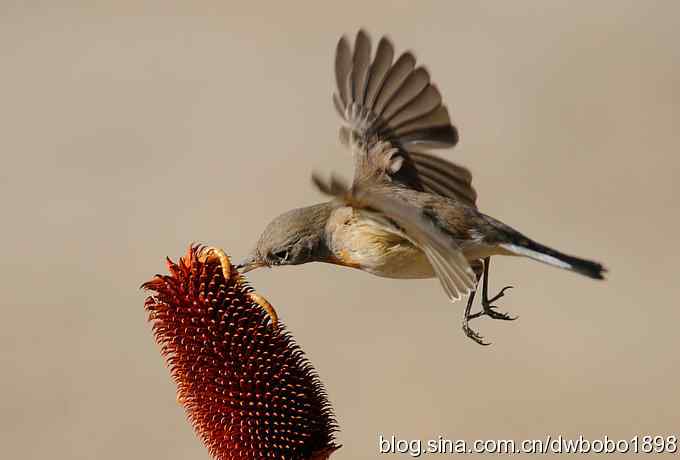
(462, 289, 489, 345)
(479, 257, 517, 321)
(461, 264, 490, 345)
(463, 258, 516, 345)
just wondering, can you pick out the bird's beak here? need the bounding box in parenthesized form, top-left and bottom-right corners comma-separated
(236, 255, 267, 274)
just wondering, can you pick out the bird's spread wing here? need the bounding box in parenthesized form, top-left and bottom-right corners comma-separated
(408, 151, 477, 207)
(312, 174, 476, 301)
(333, 30, 478, 208)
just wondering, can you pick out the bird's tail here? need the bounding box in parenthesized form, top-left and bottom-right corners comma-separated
(499, 237, 606, 280)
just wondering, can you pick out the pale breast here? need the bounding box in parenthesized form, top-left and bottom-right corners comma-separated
(325, 207, 435, 279)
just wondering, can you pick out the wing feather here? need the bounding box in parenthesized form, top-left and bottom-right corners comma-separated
(335, 36, 352, 107)
(372, 52, 416, 116)
(409, 151, 477, 206)
(350, 30, 372, 106)
(364, 37, 394, 108)
(386, 85, 442, 129)
(381, 67, 430, 121)
(392, 105, 451, 137)
(333, 31, 475, 206)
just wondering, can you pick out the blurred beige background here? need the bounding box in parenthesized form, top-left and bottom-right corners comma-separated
(2, 1, 679, 458)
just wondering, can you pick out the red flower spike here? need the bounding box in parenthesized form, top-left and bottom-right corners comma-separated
(142, 245, 339, 459)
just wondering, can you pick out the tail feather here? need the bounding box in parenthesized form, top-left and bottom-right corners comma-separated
(499, 239, 606, 280)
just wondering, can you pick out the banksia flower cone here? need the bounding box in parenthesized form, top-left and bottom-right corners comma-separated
(142, 245, 338, 459)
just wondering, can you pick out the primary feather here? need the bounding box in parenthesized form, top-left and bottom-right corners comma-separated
(332, 30, 476, 208)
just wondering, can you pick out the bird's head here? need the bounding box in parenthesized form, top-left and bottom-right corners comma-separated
(238, 203, 333, 273)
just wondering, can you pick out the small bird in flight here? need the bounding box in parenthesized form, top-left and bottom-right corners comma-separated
(238, 30, 606, 344)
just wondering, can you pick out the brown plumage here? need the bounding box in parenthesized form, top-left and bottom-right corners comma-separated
(142, 245, 338, 459)
(333, 31, 470, 205)
(240, 30, 606, 345)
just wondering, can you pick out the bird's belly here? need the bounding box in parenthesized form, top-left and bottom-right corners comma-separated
(364, 244, 435, 279)
(326, 209, 435, 279)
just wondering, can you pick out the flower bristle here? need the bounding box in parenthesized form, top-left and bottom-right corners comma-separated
(142, 245, 338, 459)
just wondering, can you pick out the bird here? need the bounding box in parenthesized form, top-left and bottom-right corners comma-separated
(238, 30, 606, 344)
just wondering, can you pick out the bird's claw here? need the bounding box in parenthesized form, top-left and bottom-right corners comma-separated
(482, 285, 517, 321)
(484, 308, 518, 321)
(462, 321, 491, 346)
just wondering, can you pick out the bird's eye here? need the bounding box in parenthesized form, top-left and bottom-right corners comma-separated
(272, 249, 289, 263)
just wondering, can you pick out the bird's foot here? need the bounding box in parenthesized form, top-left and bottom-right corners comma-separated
(462, 319, 490, 346)
(483, 306, 517, 321)
(476, 285, 518, 321)
(463, 285, 516, 345)
(487, 285, 514, 305)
